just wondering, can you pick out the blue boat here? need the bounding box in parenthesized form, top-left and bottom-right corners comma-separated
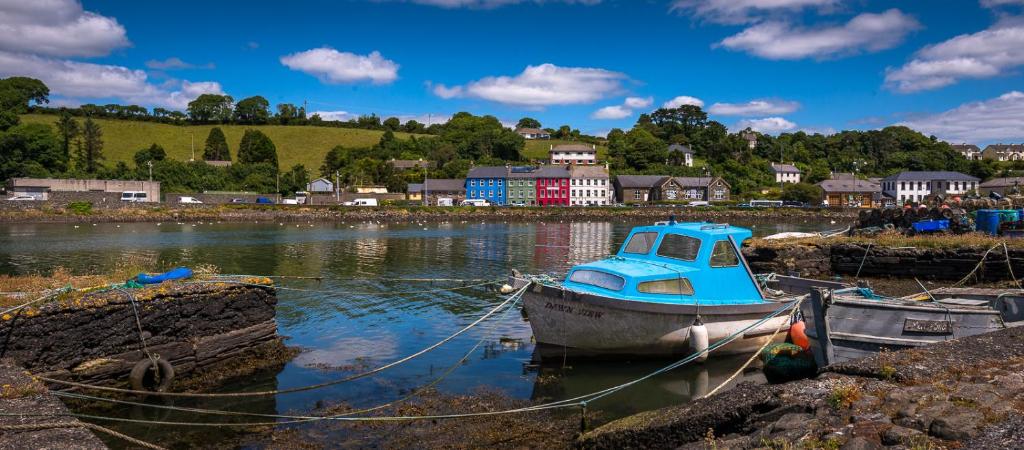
(512, 221, 802, 359)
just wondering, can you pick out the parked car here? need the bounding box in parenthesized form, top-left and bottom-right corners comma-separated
(460, 199, 490, 207)
(782, 200, 804, 208)
(6, 195, 36, 201)
(685, 201, 711, 207)
(343, 198, 378, 206)
(178, 196, 203, 204)
(230, 198, 246, 203)
(281, 199, 300, 205)
(255, 197, 273, 204)
(120, 191, 148, 202)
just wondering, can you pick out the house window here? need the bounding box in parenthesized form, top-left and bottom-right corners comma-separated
(540, 190, 546, 198)
(713, 189, 725, 200)
(498, 180, 502, 186)
(634, 191, 641, 200)
(488, 190, 493, 197)
(489, 179, 494, 186)
(470, 180, 476, 187)
(901, 182, 905, 190)
(954, 181, 960, 190)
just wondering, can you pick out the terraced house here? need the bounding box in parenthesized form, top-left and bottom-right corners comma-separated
(569, 165, 611, 206)
(535, 166, 571, 206)
(465, 166, 507, 205)
(507, 166, 538, 206)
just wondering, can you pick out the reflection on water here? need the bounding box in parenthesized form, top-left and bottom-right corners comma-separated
(0, 217, 836, 448)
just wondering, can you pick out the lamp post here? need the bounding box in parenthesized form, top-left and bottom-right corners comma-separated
(147, 160, 153, 181)
(184, 130, 195, 161)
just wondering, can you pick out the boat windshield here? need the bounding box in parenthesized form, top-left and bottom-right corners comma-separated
(709, 240, 739, 267)
(655, 233, 701, 261)
(568, 270, 625, 291)
(623, 232, 658, 254)
(637, 278, 695, 295)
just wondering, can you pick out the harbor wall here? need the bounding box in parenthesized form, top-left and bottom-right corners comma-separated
(743, 242, 1024, 281)
(0, 280, 284, 388)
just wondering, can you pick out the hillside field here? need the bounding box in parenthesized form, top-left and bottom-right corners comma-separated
(19, 114, 422, 171)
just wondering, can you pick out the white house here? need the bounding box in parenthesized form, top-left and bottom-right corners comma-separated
(770, 163, 802, 184)
(550, 144, 597, 165)
(951, 144, 981, 160)
(880, 171, 980, 203)
(307, 177, 334, 193)
(668, 144, 694, 167)
(515, 127, 550, 140)
(982, 144, 1024, 161)
(569, 164, 612, 206)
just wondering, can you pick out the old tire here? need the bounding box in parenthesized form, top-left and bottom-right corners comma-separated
(129, 357, 175, 392)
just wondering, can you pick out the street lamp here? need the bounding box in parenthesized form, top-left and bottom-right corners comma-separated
(184, 130, 195, 161)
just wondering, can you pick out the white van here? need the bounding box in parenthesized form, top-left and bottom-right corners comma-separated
(178, 196, 203, 204)
(351, 198, 378, 206)
(460, 199, 491, 207)
(436, 198, 454, 207)
(120, 191, 148, 202)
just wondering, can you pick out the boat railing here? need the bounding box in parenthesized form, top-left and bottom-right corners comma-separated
(700, 223, 730, 230)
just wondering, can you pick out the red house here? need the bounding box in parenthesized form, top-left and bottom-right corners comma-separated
(535, 166, 570, 206)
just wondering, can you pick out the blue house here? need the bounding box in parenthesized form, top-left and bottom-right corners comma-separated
(465, 166, 508, 205)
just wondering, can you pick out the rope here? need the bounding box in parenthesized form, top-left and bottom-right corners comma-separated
(209, 274, 492, 283)
(28, 294, 802, 427)
(952, 243, 1002, 287)
(701, 297, 802, 399)
(854, 243, 872, 279)
(39, 284, 529, 398)
(0, 287, 71, 317)
(0, 422, 165, 450)
(115, 288, 161, 380)
(1003, 242, 1023, 290)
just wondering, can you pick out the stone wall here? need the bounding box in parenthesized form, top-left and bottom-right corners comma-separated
(742, 245, 831, 278)
(0, 281, 280, 387)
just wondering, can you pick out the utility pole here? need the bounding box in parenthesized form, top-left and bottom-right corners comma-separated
(423, 164, 428, 206)
(185, 130, 195, 161)
(335, 170, 340, 202)
(147, 160, 153, 181)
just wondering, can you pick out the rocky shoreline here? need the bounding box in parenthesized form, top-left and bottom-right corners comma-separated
(578, 325, 1024, 449)
(0, 204, 858, 224)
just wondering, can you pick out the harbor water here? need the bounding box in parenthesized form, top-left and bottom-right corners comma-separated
(0, 218, 837, 447)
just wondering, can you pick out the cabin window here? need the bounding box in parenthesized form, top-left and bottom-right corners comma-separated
(623, 232, 659, 254)
(709, 240, 740, 267)
(637, 278, 694, 295)
(655, 234, 701, 261)
(569, 270, 625, 291)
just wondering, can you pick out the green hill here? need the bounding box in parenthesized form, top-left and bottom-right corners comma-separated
(19, 114, 423, 171)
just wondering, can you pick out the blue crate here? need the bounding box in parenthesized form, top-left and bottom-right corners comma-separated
(912, 219, 949, 233)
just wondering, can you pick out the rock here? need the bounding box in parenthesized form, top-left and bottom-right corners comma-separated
(840, 436, 882, 450)
(881, 425, 924, 446)
(929, 410, 985, 441)
(771, 412, 814, 432)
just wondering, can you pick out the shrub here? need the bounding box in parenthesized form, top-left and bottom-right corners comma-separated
(66, 201, 92, 215)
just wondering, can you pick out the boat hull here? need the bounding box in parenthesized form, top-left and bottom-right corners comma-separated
(520, 282, 794, 359)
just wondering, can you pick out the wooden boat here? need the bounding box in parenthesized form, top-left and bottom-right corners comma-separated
(511, 221, 803, 359)
(798, 286, 1024, 366)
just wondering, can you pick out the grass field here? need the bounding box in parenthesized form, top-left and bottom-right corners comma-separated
(19, 114, 423, 170)
(522, 139, 608, 161)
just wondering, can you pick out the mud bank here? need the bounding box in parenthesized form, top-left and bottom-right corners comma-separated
(0, 358, 107, 449)
(0, 204, 858, 224)
(744, 238, 1024, 281)
(0, 279, 285, 390)
(579, 325, 1024, 449)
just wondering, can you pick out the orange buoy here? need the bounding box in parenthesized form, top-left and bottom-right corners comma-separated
(788, 320, 810, 351)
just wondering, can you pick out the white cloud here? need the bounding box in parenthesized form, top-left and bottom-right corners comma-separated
(0, 0, 129, 57)
(671, 0, 839, 24)
(432, 63, 626, 107)
(885, 20, 1024, 93)
(899, 91, 1024, 143)
(384, 0, 600, 8)
(0, 51, 221, 109)
(280, 47, 399, 84)
(981, 0, 1024, 7)
(718, 9, 919, 60)
(145, 57, 214, 70)
(709, 99, 800, 116)
(662, 95, 705, 108)
(311, 110, 357, 121)
(623, 96, 653, 108)
(591, 105, 632, 120)
(736, 117, 797, 134)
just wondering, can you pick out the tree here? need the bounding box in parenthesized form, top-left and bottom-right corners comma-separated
(275, 103, 306, 125)
(54, 110, 79, 158)
(383, 117, 401, 131)
(186, 94, 233, 123)
(320, 145, 347, 177)
(402, 120, 425, 133)
(0, 110, 19, 132)
(0, 123, 64, 180)
(233, 96, 270, 124)
(781, 182, 822, 204)
(621, 128, 667, 171)
(279, 164, 310, 195)
(76, 118, 104, 173)
(133, 143, 167, 167)
(516, 117, 541, 129)
(0, 77, 49, 112)
(237, 129, 278, 168)
(203, 127, 231, 161)
(555, 125, 572, 139)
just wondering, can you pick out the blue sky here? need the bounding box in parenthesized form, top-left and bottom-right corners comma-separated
(3, 1, 1024, 144)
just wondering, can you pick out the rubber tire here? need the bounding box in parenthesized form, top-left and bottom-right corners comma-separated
(129, 358, 175, 392)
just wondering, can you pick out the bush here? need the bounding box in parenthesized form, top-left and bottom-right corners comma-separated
(66, 201, 92, 215)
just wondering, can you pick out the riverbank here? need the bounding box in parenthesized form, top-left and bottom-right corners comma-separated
(578, 324, 1024, 449)
(0, 204, 859, 224)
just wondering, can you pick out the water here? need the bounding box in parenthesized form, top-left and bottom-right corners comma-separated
(0, 217, 835, 447)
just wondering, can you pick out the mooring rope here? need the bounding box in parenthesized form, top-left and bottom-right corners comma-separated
(186, 279, 503, 297)
(0, 286, 72, 317)
(38, 284, 528, 398)
(0, 422, 166, 450)
(52, 286, 531, 421)
(15, 296, 800, 427)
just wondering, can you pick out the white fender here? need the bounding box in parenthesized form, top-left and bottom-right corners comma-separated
(689, 322, 709, 363)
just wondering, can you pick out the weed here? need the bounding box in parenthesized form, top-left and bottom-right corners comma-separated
(703, 428, 718, 450)
(827, 384, 862, 409)
(759, 437, 794, 450)
(880, 364, 897, 380)
(802, 437, 841, 450)
(66, 201, 93, 215)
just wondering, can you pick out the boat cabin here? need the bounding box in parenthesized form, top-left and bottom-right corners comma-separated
(562, 222, 765, 305)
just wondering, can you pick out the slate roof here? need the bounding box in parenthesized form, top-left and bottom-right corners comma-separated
(881, 171, 979, 182)
(817, 178, 880, 193)
(515, 127, 547, 135)
(668, 144, 694, 154)
(673, 177, 727, 188)
(551, 144, 596, 152)
(407, 183, 424, 193)
(570, 165, 609, 178)
(770, 163, 802, 174)
(980, 177, 1024, 188)
(389, 159, 435, 170)
(423, 179, 466, 193)
(534, 165, 571, 178)
(466, 166, 508, 178)
(951, 144, 980, 153)
(984, 144, 1024, 153)
(615, 175, 668, 188)
(507, 166, 540, 178)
